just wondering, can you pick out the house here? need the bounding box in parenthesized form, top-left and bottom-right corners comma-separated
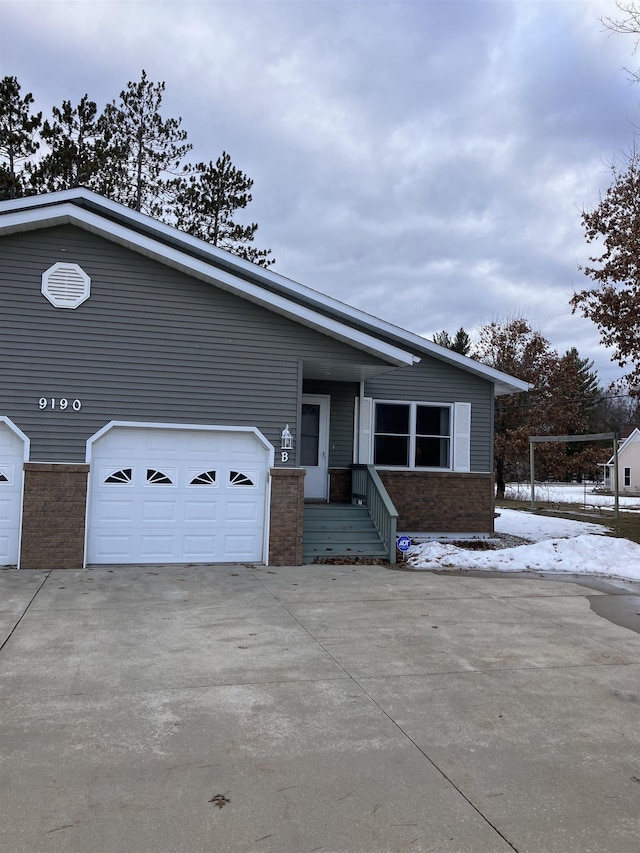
(0, 189, 528, 569)
(602, 427, 640, 495)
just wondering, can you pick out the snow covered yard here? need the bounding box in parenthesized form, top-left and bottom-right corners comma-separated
(505, 482, 640, 512)
(407, 508, 640, 582)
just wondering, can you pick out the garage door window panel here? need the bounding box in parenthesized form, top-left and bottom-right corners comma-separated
(230, 470, 256, 486)
(146, 469, 175, 485)
(189, 470, 217, 486)
(104, 468, 133, 485)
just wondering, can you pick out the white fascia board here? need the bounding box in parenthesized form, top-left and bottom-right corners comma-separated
(0, 188, 252, 270)
(1, 202, 415, 368)
(0, 190, 87, 212)
(609, 428, 640, 463)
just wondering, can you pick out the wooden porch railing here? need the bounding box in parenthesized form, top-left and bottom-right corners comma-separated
(351, 464, 399, 562)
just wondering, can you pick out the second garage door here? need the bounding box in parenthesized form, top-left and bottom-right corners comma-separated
(0, 418, 29, 567)
(87, 424, 271, 565)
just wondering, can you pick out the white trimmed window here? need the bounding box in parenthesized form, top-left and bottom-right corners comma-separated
(374, 402, 452, 468)
(41, 262, 91, 309)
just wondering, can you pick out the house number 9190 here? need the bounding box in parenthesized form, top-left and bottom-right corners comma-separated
(38, 397, 82, 411)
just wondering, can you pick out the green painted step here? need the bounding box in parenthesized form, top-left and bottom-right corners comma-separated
(302, 503, 388, 562)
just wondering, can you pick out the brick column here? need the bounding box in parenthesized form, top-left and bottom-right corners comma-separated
(268, 467, 305, 566)
(20, 463, 90, 570)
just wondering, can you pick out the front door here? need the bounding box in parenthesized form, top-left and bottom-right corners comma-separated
(301, 395, 330, 500)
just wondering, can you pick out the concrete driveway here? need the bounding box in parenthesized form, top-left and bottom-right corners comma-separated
(1, 563, 640, 853)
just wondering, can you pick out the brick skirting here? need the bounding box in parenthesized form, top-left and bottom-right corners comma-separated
(17, 463, 489, 570)
(20, 462, 90, 569)
(269, 467, 305, 565)
(378, 470, 494, 533)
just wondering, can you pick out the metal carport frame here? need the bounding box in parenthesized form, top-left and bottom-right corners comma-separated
(529, 432, 619, 518)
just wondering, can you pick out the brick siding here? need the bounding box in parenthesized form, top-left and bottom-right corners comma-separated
(378, 470, 494, 533)
(21, 463, 90, 569)
(268, 467, 305, 565)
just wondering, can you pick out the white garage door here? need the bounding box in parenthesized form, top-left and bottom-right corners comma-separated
(87, 425, 271, 565)
(0, 418, 28, 567)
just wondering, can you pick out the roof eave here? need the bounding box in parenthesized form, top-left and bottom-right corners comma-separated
(0, 190, 528, 393)
(0, 201, 416, 370)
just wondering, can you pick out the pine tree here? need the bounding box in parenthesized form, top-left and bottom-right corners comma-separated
(102, 70, 191, 217)
(451, 327, 471, 355)
(0, 74, 274, 265)
(432, 330, 453, 349)
(433, 327, 471, 355)
(0, 76, 41, 199)
(29, 95, 106, 192)
(174, 152, 274, 267)
(549, 348, 603, 481)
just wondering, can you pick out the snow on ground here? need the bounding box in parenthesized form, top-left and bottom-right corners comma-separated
(407, 508, 640, 582)
(506, 482, 640, 511)
(495, 509, 609, 541)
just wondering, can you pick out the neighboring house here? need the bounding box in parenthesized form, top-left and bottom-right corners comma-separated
(0, 189, 528, 569)
(602, 428, 640, 495)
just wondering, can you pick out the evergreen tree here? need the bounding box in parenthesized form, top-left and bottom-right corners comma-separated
(548, 348, 603, 481)
(0, 76, 41, 199)
(0, 74, 274, 266)
(433, 330, 453, 349)
(28, 95, 105, 192)
(451, 327, 471, 355)
(433, 327, 471, 355)
(102, 70, 191, 217)
(174, 151, 274, 267)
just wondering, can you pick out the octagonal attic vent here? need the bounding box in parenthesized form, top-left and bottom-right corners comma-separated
(41, 263, 90, 309)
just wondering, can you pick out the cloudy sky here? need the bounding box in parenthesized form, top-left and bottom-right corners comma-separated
(1, 0, 639, 385)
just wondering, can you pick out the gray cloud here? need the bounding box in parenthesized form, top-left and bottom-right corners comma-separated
(2, 0, 638, 384)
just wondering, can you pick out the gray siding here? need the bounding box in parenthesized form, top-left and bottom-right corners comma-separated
(365, 359, 494, 472)
(1, 225, 388, 462)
